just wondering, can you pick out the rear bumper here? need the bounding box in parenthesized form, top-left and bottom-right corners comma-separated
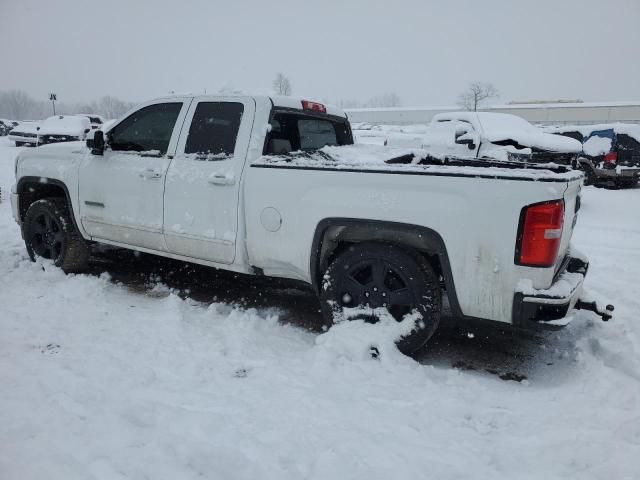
(579, 158, 640, 183)
(512, 256, 588, 329)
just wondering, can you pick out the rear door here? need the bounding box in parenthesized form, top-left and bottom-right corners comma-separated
(79, 99, 191, 251)
(163, 96, 255, 264)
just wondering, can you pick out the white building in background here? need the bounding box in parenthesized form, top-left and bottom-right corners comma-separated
(346, 101, 640, 126)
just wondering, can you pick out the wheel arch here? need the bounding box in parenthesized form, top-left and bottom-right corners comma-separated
(17, 177, 80, 232)
(310, 218, 464, 318)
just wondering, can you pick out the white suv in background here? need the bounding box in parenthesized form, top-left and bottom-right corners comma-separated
(37, 115, 92, 145)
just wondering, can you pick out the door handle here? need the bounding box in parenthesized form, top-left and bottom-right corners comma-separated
(208, 173, 235, 186)
(139, 169, 162, 179)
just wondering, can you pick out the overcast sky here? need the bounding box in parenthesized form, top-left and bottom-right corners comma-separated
(1, 0, 639, 107)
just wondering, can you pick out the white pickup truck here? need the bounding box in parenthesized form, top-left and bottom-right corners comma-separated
(10, 95, 610, 354)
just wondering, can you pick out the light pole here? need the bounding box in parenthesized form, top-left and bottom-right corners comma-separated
(49, 92, 57, 115)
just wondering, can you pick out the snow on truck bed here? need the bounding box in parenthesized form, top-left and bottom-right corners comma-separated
(1, 137, 639, 479)
(253, 144, 583, 181)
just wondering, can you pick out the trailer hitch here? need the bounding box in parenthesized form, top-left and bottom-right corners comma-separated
(575, 300, 615, 322)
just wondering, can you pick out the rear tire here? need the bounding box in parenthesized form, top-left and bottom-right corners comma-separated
(23, 198, 89, 273)
(319, 242, 441, 355)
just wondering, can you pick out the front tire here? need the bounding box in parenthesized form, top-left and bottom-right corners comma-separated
(23, 198, 89, 273)
(320, 243, 441, 355)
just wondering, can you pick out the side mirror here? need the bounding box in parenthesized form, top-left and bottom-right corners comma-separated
(89, 129, 105, 155)
(455, 130, 477, 151)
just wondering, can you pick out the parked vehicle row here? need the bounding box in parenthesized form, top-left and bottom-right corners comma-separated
(36, 115, 92, 146)
(544, 123, 640, 188)
(354, 115, 640, 189)
(11, 94, 612, 355)
(2, 113, 111, 147)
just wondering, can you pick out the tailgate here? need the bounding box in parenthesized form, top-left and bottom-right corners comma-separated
(556, 177, 582, 271)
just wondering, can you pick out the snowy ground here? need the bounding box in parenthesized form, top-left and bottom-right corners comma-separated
(1, 137, 639, 479)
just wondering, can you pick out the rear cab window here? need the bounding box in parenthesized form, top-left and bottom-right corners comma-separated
(264, 109, 353, 155)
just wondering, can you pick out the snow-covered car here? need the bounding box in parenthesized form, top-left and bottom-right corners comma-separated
(75, 113, 106, 130)
(10, 95, 611, 355)
(99, 118, 117, 132)
(386, 112, 582, 164)
(0, 119, 14, 136)
(545, 123, 640, 188)
(37, 115, 91, 146)
(7, 121, 40, 146)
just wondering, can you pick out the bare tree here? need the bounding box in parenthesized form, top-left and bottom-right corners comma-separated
(272, 73, 292, 96)
(0, 90, 35, 119)
(457, 82, 498, 111)
(0, 90, 137, 120)
(76, 96, 135, 119)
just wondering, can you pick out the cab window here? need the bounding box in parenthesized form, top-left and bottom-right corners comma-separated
(109, 103, 182, 155)
(185, 102, 244, 158)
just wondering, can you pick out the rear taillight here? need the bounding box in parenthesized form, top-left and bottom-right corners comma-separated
(516, 200, 564, 268)
(603, 151, 617, 165)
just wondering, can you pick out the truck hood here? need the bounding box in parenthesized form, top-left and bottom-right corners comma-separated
(18, 141, 86, 162)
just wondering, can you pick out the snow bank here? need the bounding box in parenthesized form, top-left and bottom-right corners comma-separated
(1, 139, 640, 479)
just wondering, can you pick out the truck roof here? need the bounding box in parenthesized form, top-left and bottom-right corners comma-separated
(150, 94, 348, 119)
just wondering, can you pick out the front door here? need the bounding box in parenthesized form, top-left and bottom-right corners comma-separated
(79, 100, 191, 251)
(163, 96, 255, 263)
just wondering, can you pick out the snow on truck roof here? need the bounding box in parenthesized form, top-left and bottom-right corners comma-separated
(150, 94, 347, 118)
